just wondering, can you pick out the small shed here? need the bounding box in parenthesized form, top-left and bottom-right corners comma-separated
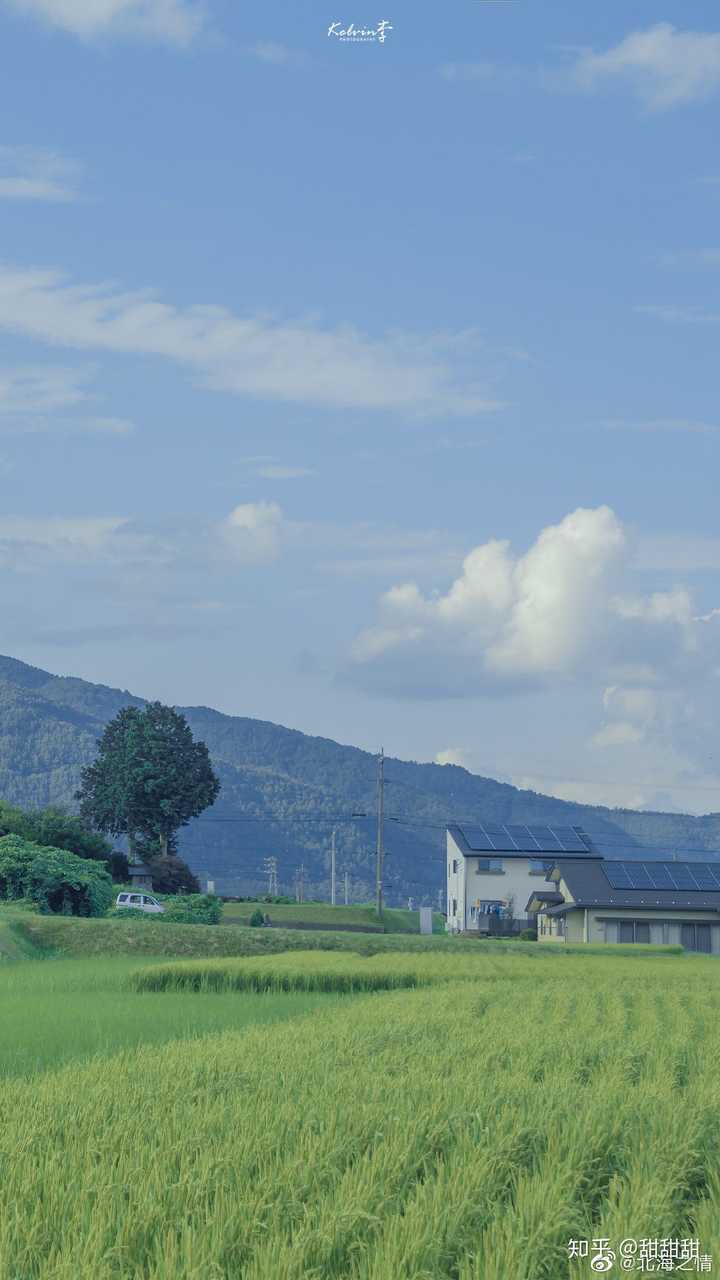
(128, 861, 154, 891)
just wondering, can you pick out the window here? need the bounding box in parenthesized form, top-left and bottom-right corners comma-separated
(529, 859, 553, 874)
(477, 858, 503, 873)
(129, 894, 141, 904)
(451, 859, 458, 874)
(118, 894, 128, 902)
(451, 898, 458, 916)
(681, 923, 713, 953)
(477, 900, 504, 915)
(619, 921, 652, 944)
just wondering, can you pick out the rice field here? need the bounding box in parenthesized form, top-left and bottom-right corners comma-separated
(0, 953, 339, 1079)
(130, 946, 682, 994)
(1, 941, 719, 1278)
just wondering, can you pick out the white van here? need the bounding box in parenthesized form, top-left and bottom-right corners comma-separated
(116, 892, 165, 914)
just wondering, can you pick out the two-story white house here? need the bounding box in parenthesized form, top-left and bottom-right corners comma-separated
(446, 821, 595, 933)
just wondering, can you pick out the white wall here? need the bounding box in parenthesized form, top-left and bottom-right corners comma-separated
(446, 832, 547, 930)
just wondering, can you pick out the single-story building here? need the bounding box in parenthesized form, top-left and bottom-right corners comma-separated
(529, 857, 720, 953)
(446, 822, 597, 934)
(128, 861, 154, 891)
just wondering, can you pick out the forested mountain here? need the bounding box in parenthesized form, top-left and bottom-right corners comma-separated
(1, 653, 719, 903)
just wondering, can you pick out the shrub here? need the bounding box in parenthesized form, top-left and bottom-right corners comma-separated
(144, 855, 200, 895)
(160, 894, 221, 925)
(518, 928, 537, 941)
(249, 909, 265, 927)
(0, 834, 113, 917)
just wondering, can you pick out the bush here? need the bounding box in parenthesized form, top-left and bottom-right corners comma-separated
(145, 855, 201, 895)
(0, 834, 113, 917)
(518, 928, 538, 941)
(161, 894, 221, 925)
(249, 909, 265, 927)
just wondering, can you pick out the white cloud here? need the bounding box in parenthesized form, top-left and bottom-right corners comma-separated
(0, 265, 504, 416)
(572, 23, 720, 110)
(0, 146, 81, 202)
(0, 364, 91, 412)
(0, 516, 130, 567)
(221, 501, 284, 563)
(435, 747, 469, 767)
(591, 721, 645, 748)
(2, 0, 205, 44)
(349, 505, 720, 702)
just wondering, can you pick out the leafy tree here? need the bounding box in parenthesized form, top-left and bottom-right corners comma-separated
(76, 702, 220, 860)
(144, 855, 200, 895)
(0, 834, 113, 916)
(0, 802, 112, 863)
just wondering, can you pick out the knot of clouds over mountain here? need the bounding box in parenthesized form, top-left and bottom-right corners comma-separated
(348, 506, 720, 722)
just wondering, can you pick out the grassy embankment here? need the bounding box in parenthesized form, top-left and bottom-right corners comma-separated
(221, 900, 445, 933)
(15, 912, 683, 959)
(0, 948, 718, 1278)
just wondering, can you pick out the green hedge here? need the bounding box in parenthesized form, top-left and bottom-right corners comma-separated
(0, 834, 113, 917)
(107, 894, 221, 926)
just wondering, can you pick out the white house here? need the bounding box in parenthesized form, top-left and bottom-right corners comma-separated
(446, 822, 594, 933)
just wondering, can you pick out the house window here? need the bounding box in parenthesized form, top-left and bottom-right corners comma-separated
(681, 923, 713, 953)
(529, 859, 553, 874)
(452, 897, 457, 916)
(477, 858, 503, 873)
(477, 900, 504, 915)
(619, 921, 651, 944)
(451, 859, 458, 874)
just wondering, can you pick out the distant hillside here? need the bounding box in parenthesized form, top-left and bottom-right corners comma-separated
(1, 654, 719, 903)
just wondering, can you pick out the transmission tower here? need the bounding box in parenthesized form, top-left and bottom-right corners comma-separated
(263, 856, 278, 896)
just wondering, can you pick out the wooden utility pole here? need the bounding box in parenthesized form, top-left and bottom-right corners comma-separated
(330, 829, 336, 906)
(344, 871, 349, 905)
(375, 747, 385, 917)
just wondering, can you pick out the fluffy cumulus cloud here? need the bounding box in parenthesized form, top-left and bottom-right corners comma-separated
(0, 266, 502, 416)
(221, 501, 284, 564)
(573, 23, 720, 110)
(349, 506, 720, 710)
(1, 0, 205, 44)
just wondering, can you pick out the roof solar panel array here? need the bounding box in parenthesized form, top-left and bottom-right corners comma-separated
(459, 822, 590, 853)
(602, 861, 720, 892)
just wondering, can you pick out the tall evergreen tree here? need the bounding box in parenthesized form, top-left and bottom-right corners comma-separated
(76, 703, 220, 859)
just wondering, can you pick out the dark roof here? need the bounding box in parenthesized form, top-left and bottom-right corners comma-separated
(525, 890, 564, 911)
(546, 858, 720, 913)
(448, 823, 600, 859)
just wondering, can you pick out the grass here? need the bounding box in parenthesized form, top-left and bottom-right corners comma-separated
(0, 950, 718, 1278)
(130, 946, 683, 994)
(0, 953, 341, 1079)
(221, 900, 445, 933)
(132, 949, 502, 992)
(16, 912, 684, 959)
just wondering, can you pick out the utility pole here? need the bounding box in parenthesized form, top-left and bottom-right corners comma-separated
(263, 856, 278, 897)
(375, 746, 385, 918)
(407, 897, 413, 911)
(344, 871, 349, 905)
(330, 829, 337, 906)
(295, 863, 305, 904)
(436, 888, 444, 912)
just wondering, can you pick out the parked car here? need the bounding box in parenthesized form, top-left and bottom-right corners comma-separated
(115, 892, 165, 914)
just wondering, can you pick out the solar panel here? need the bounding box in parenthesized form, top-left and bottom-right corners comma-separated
(668, 864, 697, 890)
(458, 822, 593, 854)
(602, 860, 720, 894)
(506, 825, 541, 851)
(550, 826, 588, 852)
(603, 862, 634, 888)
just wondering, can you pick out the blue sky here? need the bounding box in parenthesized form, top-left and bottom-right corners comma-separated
(1, 0, 720, 813)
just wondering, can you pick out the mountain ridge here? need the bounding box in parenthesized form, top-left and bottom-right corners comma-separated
(1, 653, 719, 901)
